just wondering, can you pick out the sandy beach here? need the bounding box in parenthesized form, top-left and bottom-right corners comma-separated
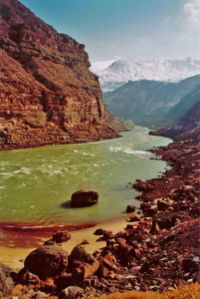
(0, 215, 131, 271)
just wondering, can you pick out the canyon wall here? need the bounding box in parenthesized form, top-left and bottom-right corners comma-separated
(0, 0, 123, 150)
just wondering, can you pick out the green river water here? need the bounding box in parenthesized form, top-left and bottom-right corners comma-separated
(0, 127, 171, 227)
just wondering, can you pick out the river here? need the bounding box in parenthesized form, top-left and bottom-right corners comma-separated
(0, 126, 171, 227)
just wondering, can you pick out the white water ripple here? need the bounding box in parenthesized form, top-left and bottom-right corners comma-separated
(109, 146, 153, 157)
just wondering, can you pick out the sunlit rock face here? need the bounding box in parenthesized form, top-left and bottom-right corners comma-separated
(0, 0, 123, 150)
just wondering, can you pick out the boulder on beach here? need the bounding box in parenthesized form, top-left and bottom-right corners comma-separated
(24, 245, 68, 279)
(68, 245, 100, 280)
(71, 190, 99, 207)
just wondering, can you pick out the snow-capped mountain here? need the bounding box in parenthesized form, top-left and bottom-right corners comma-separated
(94, 58, 200, 92)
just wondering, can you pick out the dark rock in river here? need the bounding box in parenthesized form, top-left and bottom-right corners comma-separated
(71, 190, 99, 207)
(0, 263, 14, 297)
(24, 245, 68, 279)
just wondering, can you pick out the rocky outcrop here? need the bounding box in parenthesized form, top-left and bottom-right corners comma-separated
(71, 190, 99, 207)
(0, 0, 125, 150)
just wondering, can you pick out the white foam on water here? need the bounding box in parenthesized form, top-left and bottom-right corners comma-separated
(109, 146, 152, 157)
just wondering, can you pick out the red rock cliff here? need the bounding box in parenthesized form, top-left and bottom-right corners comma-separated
(0, 0, 123, 150)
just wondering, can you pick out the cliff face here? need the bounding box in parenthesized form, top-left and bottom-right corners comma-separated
(0, 0, 122, 150)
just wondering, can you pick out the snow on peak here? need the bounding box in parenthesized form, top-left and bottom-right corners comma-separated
(93, 58, 200, 92)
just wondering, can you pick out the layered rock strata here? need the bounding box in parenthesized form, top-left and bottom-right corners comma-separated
(0, 0, 124, 150)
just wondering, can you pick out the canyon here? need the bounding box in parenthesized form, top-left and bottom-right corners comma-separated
(0, 0, 124, 151)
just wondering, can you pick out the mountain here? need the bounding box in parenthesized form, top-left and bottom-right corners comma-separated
(0, 0, 125, 150)
(165, 85, 200, 123)
(152, 99, 200, 142)
(96, 58, 200, 92)
(104, 75, 200, 127)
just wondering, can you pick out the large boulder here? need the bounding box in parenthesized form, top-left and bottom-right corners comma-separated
(24, 245, 68, 279)
(0, 263, 15, 297)
(71, 190, 99, 207)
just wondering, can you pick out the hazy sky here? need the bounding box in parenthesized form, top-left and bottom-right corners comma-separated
(20, 0, 200, 64)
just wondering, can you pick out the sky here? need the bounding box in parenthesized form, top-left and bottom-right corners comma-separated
(20, 0, 200, 68)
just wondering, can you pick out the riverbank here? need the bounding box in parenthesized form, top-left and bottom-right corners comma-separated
(0, 129, 199, 298)
(0, 215, 129, 270)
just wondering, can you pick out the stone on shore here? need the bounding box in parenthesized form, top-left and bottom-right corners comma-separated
(52, 230, 71, 243)
(24, 245, 68, 279)
(126, 205, 136, 213)
(71, 190, 99, 207)
(0, 264, 14, 297)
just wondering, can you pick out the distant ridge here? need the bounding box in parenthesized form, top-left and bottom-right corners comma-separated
(104, 75, 200, 127)
(95, 58, 200, 91)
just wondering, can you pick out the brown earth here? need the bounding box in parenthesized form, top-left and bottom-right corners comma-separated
(0, 0, 126, 151)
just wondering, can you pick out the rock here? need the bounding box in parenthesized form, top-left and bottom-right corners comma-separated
(0, 263, 14, 297)
(24, 245, 68, 279)
(17, 268, 40, 285)
(128, 215, 140, 222)
(94, 228, 104, 235)
(80, 239, 89, 245)
(155, 213, 177, 229)
(99, 254, 117, 270)
(59, 286, 83, 299)
(182, 258, 199, 272)
(52, 230, 71, 243)
(55, 273, 73, 290)
(96, 230, 114, 241)
(133, 180, 154, 192)
(126, 205, 135, 213)
(43, 239, 57, 246)
(0, 0, 122, 151)
(77, 260, 100, 280)
(71, 190, 99, 207)
(69, 245, 95, 265)
(69, 245, 100, 280)
(157, 200, 169, 211)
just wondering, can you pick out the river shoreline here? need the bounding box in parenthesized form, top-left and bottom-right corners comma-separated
(0, 215, 130, 270)
(0, 129, 199, 298)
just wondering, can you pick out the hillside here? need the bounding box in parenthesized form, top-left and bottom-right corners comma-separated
(104, 75, 200, 127)
(0, 0, 124, 150)
(152, 100, 200, 141)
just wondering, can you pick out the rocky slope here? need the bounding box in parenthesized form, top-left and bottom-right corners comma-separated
(0, 0, 124, 151)
(104, 75, 200, 127)
(152, 100, 200, 140)
(95, 58, 200, 92)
